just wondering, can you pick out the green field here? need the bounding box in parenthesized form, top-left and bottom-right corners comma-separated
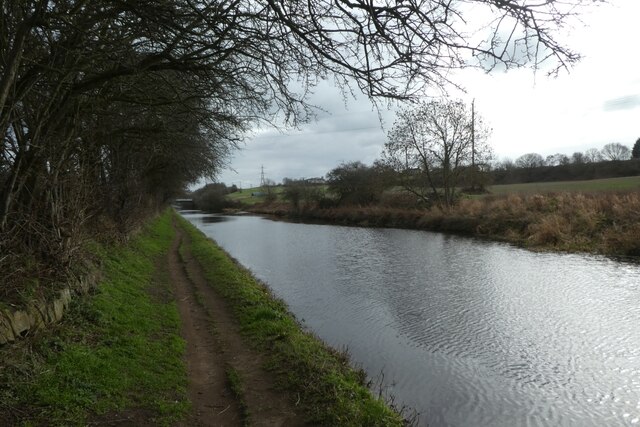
(226, 186, 285, 206)
(488, 176, 640, 195)
(226, 176, 640, 207)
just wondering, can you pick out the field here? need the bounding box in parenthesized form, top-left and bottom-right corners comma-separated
(224, 176, 640, 210)
(488, 176, 640, 195)
(226, 186, 285, 206)
(234, 176, 640, 201)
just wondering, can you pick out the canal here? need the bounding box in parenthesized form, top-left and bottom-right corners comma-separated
(182, 212, 640, 426)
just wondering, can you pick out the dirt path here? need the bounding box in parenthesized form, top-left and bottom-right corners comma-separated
(167, 224, 305, 426)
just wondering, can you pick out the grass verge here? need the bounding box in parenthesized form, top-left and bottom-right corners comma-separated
(0, 210, 188, 426)
(175, 214, 406, 426)
(225, 364, 250, 425)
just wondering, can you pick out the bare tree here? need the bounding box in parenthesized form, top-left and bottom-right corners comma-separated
(495, 158, 516, 171)
(384, 100, 491, 207)
(256, 0, 600, 100)
(0, 0, 605, 297)
(600, 143, 631, 161)
(572, 152, 586, 164)
(0, 0, 605, 224)
(515, 153, 545, 169)
(584, 148, 603, 163)
(546, 153, 570, 166)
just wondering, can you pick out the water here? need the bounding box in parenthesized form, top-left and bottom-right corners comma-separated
(182, 212, 640, 426)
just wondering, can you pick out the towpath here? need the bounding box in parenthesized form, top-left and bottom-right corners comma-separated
(168, 223, 305, 426)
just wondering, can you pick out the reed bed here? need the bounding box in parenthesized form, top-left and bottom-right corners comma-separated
(252, 192, 640, 256)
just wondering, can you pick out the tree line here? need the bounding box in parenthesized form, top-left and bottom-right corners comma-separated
(315, 155, 640, 212)
(288, 120, 639, 209)
(505, 141, 637, 169)
(494, 140, 640, 184)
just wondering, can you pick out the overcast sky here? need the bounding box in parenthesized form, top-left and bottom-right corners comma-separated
(217, 0, 640, 189)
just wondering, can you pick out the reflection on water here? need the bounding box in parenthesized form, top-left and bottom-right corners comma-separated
(199, 215, 230, 224)
(182, 212, 640, 427)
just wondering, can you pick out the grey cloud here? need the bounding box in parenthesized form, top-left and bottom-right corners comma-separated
(220, 122, 386, 186)
(217, 81, 397, 186)
(603, 94, 640, 112)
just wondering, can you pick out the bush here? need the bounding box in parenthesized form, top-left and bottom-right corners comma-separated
(326, 161, 389, 206)
(191, 183, 240, 212)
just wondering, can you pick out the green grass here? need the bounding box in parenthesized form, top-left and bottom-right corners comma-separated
(225, 364, 250, 425)
(226, 186, 286, 206)
(175, 214, 405, 426)
(488, 176, 640, 195)
(0, 210, 189, 426)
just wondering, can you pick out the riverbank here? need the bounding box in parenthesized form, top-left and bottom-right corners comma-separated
(249, 192, 640, 257)
(0, 210, 405, 425)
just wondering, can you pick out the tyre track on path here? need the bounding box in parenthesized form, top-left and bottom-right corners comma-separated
(169, 223, 305, 426)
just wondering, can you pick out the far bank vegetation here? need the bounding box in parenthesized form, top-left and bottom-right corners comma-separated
(258, 192, 640, 256)
(243, 106, 640, 257)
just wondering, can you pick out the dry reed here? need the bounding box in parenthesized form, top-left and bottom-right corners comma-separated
(251, 192, 640, 256)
